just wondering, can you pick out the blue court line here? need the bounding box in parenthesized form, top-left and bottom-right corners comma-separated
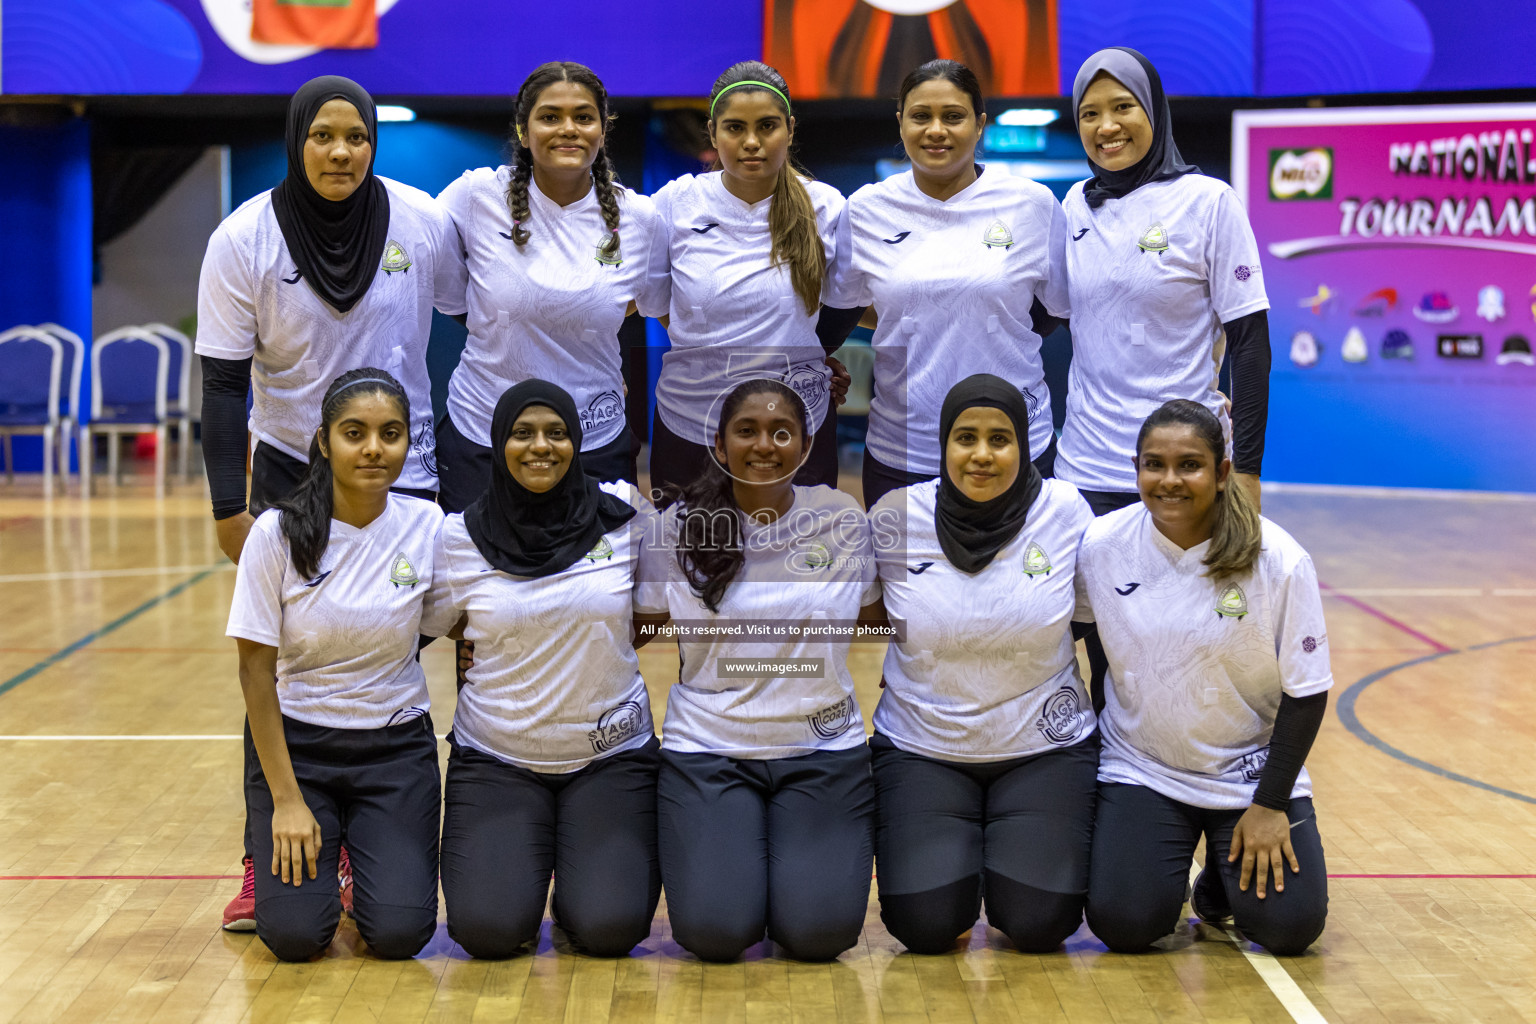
(1335, 634, 1536, 806)
(0, 571, 215, 699)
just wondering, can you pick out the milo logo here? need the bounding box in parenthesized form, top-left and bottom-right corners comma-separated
(1269, 148, 1333, 200)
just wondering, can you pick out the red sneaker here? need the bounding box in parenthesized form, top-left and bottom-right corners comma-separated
(222, 858, 257, 932)
(338, 845, 354, 917)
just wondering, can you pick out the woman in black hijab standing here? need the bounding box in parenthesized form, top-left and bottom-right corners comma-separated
(863, 374, 1100, 954)
(1056, 47, 1271, 520)
(197, 74, 468, 930)
(419, 380, 662, 959)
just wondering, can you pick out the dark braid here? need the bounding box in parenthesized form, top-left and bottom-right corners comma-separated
(505, 61, 622, 254)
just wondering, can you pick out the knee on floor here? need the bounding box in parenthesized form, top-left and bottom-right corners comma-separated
(447, 906, 542, 960)
(355, 903, 436, 960)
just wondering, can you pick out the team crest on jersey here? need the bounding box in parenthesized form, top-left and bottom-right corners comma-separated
(802, 542, 833, 571)
(388, 552, 419, 588)
(594, 235, 623, 266)
(982, 219, 1014, 249)
(584, 536, 615, 563)
(381, 240, 412, 273)
(1216, 582, 1248, 619)
(589, 700, 645, 753)
(1022, 541, 1052, 576)
(1137, 222, 1169, 253)
(807, 697, 853, 739)
(1036, 686, 1086, 744)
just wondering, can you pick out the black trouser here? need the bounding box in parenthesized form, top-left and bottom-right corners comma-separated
(860, 436, 1058, 510)
(245, 715, 441, 962)
(436, 411, 638, 515)
(1086, 782, 1328, 957)
(648, 407, 839, 505)
(242, 444, 434, 864)
(869, 732, 1097, 954)
(657, 743, 875, 962)
(1074, 489, 1141, 715)
(439, 734, 662, 959)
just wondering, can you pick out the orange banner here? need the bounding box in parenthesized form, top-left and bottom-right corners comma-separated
(252, 0, 380, 49)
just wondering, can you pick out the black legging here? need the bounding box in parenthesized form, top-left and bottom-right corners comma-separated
(1086, 782, 1328, 956)
(869, 732, 1097, 954)
(657, 743, 875, 963)
(439, 734, 661, 959)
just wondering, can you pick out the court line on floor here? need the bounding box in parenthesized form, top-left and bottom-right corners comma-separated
(0, 571, 216, 699)
(0, 563, 231, 584)
(1336, 634, 1536, 806)
(0, 734, 453, 741)
(1317, 583, 1452, 652)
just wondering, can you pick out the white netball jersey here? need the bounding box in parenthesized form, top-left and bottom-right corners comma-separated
(826, 167, 1069, 476)
(440, 169, 661, 451)
(419, 481, 655, 772)
(635, 485, 879, 758)
(871, 478, 1097, 762)
(640, 172, 842, 444)
(1057, 175, 1269, 493)
(1076, 505, 1334, 809)
(227, 493, 443, 728)
(196, 178, 467, 493)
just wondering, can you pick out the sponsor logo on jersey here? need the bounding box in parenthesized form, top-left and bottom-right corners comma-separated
(882, 231, 912, 244)
(583, 536, 615, 563)
(1353, 287, 1398, 317)
(1234, 265, 1259, 282)
(1268, 148, 1333, 200)
(1114, 582, 1140, 596)
(381, 240, 411, 273)
(303, 570, 332, 588)
(907, 561, 935, 575)
(1437, 333, 1484, 359)
(389, 552, 419, 588)
(1036, 685, 1086, 744)
(1301, 633, 1326, 653)
(1215, 582, 1248, 619)
(594, 235, 623, 266)
(1136, 222, 1169, 253)
(1072, 228, 1090, 241)
(690, 222, 720, 234)
(786, 365, 828, 406)
(589, 700, 645, 753)
(982, 219, 1014, 249)
(581, 390, 625, 431)
(386, 705, 428, 726)
(1022, 541, 1051, 576)
(413, 422, 437, 476)
(806, 696, 853, 739)
(1240, 748, 1269, 782)
(282, 269, 303, 284)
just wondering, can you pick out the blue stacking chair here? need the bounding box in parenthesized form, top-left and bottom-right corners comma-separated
(141, 323, 195, 481)
(86, 327, 169, 497)
(0, 326, 65, 498)
(35, 323, 85, 483)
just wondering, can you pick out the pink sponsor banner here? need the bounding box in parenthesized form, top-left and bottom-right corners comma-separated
(1232, 105, 1536, 493)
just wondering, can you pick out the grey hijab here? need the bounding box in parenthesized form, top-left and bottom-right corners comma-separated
(1072, 47, 1198, 208)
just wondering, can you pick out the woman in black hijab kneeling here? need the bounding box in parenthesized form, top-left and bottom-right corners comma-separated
(862, 374, 1101, 954)
(419, 380, 663, 959)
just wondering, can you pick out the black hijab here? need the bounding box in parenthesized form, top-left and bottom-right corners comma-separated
(1072, 47, 1199, 209)
(464, 380, 636, 579)
(935, 374, 1042, 575)
(271, 75, 391, 314)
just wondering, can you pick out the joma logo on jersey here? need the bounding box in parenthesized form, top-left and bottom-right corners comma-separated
(381, 240, 411, 273)
(1216, 583, 1248, 619)
(388, 552, 419, 588)
(1022, 542, 1052, 577)
(1268, 148, 1333, 200)
(589, 700, 644, 753)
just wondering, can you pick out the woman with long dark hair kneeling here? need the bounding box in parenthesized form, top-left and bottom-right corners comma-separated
(226, 368, 444, 962)
(638, 378, 879, 962)
(1080, 400, 1331, 956)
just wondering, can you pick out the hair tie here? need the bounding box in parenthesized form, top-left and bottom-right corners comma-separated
(332, 376, 399, 398)
(710, 80, 792, 119)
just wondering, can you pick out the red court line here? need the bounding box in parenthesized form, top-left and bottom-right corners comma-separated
(1319, 583, 1453, 653)
(0, 518, 35, 533)
(0, 874, 244, 880)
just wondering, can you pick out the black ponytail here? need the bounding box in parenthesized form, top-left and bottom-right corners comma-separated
(277, 367, 409, 580)
(674, 379, 809, 612)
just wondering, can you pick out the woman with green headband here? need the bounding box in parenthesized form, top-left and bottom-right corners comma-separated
(638, 61, 859, 501)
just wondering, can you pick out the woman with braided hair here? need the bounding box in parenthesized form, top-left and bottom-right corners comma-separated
(435, 61, 662, 513)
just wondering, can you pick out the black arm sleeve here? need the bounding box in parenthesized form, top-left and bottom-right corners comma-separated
(1031, 297, 1068, 339)
(200, 355, 253, 520)
(1225, 310, 1271, 476)
(815, 304, 866, 355)
(1251, 690, 1328, 811)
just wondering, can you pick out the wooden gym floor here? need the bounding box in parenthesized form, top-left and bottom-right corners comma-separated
(0, 472, 1533, 1023)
